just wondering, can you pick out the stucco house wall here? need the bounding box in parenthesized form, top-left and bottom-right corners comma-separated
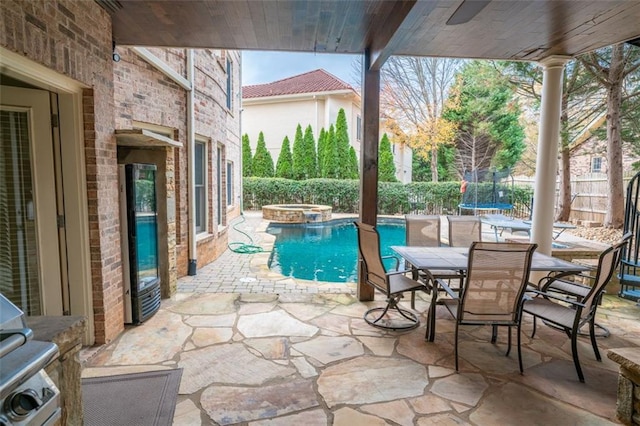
(243, 92, 361, 161)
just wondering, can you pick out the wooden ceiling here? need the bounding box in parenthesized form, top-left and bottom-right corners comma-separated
(106, 0, 640, 67)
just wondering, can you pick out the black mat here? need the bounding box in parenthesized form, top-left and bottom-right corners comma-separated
(82, 369, 182, 426)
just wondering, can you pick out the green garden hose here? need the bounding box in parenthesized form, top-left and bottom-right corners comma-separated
(228, 213, 266, 254)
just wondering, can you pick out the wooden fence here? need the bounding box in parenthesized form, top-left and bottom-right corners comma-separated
(513, 171, 635, 224)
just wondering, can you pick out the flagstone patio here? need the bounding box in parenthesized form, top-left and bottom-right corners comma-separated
(81, 213, 640, 425)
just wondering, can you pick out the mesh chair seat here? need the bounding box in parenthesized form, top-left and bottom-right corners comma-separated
(389, 273, 427, 295)
(521, 298, 580, 330)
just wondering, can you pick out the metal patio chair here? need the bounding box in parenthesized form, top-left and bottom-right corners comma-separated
(523, 234, 630, 382)
(447, 215, 482, 247)
(355, 221, 429, 331)
(405, 214, 463, 302)
(436, 241, 537, 373)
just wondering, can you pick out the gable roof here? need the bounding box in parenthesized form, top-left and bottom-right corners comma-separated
(242, 69, 356, 99)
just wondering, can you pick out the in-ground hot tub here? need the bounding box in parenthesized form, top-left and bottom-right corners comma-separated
(262, 204, 332, 223)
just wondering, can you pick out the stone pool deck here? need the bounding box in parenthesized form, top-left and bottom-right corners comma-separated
(81, 212, 640, 425)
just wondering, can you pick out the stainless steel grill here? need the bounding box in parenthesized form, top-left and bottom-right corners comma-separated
(0, 294, 61, 425)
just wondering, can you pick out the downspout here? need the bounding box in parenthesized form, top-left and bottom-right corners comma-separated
(239, 52, 244, 212)
(187, 49, 197, 275)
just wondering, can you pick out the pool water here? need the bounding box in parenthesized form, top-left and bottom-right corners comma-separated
(266, 219, 406, 283)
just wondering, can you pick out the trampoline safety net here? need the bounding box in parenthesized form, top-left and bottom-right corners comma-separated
(459, 169, 514, 214)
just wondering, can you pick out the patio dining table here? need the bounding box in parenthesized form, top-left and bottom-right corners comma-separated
(390, 246, 590, 341)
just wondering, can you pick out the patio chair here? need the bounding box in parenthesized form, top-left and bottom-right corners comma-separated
(436, 242, 537, 373)
(523, 234, 630, 382)
(447, 215, 482, 247)
(354, 221, 429, 331)
(405, 214, 463, 301)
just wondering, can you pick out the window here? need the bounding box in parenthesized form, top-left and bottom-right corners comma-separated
(591, 157, 602, 173)
(356, 115, 362, 141)
(217, 146, 223, 226)
(227, 161, 234, 206)
(226, 57, 233, 110)
(194, 140, 207, 233)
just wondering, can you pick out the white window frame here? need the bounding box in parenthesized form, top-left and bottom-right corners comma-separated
(194, 138, 208, 234)
(226, 160, 234, 207)
(591, 156, 602, 173)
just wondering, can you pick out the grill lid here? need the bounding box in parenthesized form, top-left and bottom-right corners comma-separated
(0, 294, 28, 331)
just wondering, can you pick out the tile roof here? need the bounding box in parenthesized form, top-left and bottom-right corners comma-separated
(242, 69, 356, 99)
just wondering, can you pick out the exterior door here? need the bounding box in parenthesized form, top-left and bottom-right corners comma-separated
(0, 85, 64, 315)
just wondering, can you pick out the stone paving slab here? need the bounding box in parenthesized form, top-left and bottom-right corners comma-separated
(82, 289, 639, 425)
(81, 213, 640, 425)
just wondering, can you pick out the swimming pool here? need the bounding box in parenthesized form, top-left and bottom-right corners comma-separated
(266, 218, 406, 283)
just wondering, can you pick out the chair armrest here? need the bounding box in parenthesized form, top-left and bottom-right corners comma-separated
(538, 273, 593, 291)
(435, 278, 459, 299)
(386, 269, 414, 277)
(382, 255, 400, 271)
(526, 288, 587, 308)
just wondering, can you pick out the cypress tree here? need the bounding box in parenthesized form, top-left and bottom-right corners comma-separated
(302, 125, 317, 179)
(379, 133, 397, 182)
(291, 124, 305, 180)
(252, 131, 274, 177)
(322, 125, 338, 178)
(317, 128, 327, 177)
(348, 146, 359, 179)
(335, 108, 351, 179)
(242, 134, 253, 177)
(275, 136, 293, 179)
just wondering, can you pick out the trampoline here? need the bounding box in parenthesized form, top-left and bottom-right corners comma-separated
(459, 169, 514, 215)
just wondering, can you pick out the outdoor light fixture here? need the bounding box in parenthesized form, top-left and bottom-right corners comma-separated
(112, 40, 121, 62)
(446, 0, 491, 25)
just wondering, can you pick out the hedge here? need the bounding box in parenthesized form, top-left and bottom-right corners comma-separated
(243, 177, 533, 216)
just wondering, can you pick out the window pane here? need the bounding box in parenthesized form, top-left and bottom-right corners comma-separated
(195, 142, 204, 185)
(226, 162, 233, 205)
(0, 110, 42, 315)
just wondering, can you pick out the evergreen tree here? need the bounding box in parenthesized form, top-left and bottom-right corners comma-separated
(317, 128, 327, 177)
(252, 131, 274, 177)
(302, 125, 318, 179)
(242, 134, 252, 177)
(275, 136, 293, 179)
(291, 124, 305, 180)
(443, 61, 525, 175)
(322, 125, 338, 178)
(378, 133, 397, 182)
(335, 108, 351, 178)
(348, 146, 359, 179)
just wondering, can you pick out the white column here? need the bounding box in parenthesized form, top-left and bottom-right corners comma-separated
(530, 56, 570, 255)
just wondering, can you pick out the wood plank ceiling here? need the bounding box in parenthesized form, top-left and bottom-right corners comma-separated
(106, 0, 640, 64)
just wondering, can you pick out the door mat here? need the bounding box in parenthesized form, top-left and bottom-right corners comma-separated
(82, 369, 182, 426)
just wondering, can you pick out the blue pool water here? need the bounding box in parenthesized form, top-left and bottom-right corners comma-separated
(266, 219, 406, 283)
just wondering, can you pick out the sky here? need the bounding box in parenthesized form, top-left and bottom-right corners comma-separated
(241, 50, 360, 87)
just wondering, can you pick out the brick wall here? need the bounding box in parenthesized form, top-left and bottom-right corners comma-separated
(114, 47, 242, 278)
(1, 1, 242, 345)
(1, 0, 123, 344)
(570, 137, 639, 175)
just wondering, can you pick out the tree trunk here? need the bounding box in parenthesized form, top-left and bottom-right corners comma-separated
(605, 46, 625, 228)
(556, 101, 572, 221)
(431, 146, 439, 182)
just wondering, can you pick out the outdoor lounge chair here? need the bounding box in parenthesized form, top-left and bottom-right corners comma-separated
(523, 234, 630, 382)
(436, 242, 537, 373)
(355, 221, 429, 331)
(447, 215, 482, 247)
